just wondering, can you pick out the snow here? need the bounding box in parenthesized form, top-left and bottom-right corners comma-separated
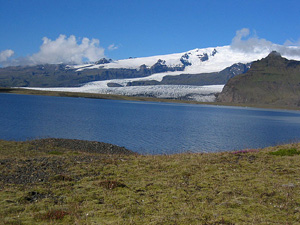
(68, 45, 300, 85)
(71, 45, 300, 73)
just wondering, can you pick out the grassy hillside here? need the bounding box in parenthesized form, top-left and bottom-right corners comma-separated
(217, 52, 300, 107)
(1, 138, 300, 224)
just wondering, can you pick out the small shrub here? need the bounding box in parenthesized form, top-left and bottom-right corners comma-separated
(48, 150, 63, 155)
(49, 174, 73, 182)
(41, 209, 69, 220)
(231, 149, 259, 154)
(98, 180, 127, 189)
(269, 148, 300, 156)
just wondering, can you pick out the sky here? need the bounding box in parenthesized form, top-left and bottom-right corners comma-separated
(0, 0, 300, 66)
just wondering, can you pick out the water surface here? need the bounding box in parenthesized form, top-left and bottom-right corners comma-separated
(1, 93, 300, 154)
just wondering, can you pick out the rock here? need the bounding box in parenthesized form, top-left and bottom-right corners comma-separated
(95, 58, 112, 65)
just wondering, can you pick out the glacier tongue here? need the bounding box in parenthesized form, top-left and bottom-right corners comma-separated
(25, 85, 225, 102)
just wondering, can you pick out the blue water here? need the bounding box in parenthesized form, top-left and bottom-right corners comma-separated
(1, 93, 300, 154)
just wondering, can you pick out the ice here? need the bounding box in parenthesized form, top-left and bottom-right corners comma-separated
(25, 85, 225, 102)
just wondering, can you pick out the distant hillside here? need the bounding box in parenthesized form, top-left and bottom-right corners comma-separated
(0, 64, 175, 87)
(217, 51, 300, 107)
(0, 61, 249, 88)
(125, 63, 250, 86)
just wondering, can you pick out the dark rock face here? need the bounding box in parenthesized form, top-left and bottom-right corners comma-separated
(212, 49, 217, 56)
(150, 59, 168, 73)
(107, 82, 123, 87)
(198, 53, 209, 62)
(222, 63, 251, 77)
(127, 62, 250, 86)
(180, 53, 192, 66)
(149, 59, 184, 74)
(95, 58, 112, 64)
(139, 64, 150, 75)
(217, 51, 300, 107)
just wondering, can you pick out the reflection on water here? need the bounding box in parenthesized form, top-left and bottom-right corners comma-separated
(1, 93, 300, 154)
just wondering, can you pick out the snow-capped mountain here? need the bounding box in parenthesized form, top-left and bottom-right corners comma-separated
(16, 45, 300, 102)
(70, 45, 300, 78)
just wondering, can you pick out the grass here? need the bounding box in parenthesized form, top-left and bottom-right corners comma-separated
(269, 148, 300, 156)
(1, 139, 300, 224)
(47, 150, 64, 155)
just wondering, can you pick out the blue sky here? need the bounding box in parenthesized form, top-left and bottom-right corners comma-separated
(0, 0, 300, 65)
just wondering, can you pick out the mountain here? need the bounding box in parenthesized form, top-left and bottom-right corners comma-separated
(125, 63, 251, 87)
(0, 46, 278, 88)
(1, 45, 300, 103)
(217, 51, 300, 107)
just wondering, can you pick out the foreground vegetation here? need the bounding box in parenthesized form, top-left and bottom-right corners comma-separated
(1, 139, 300, 224)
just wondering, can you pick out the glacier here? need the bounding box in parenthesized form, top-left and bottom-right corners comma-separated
(26, 84, 224, 102)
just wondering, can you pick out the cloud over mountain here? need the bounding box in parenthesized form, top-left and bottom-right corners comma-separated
(0, 49, 14, 64)
(108, 44, 118, 51)
(1, 29, 300, 67)
(231, 28, 300, 57)
(1, 35, 105, 67)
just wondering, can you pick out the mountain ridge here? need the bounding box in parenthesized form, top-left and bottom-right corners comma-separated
(1, 45, 300, 104)
(217, 52, 300, 107)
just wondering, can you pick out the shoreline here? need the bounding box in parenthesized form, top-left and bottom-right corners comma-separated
(1, 87, 300, 111)
(1, 137, 299, 155)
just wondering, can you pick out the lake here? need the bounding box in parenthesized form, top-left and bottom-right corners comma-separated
(1, 93, 300, 154)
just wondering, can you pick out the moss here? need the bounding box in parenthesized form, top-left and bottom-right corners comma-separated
(269, 148, 300, 156)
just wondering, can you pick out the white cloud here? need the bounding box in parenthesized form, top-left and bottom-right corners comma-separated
(231, 28, 300, 57)
(284, 39, 300, 46)
(0, 49, 14, 62)
(231, 28, 273, 53)
(108, 44, 118, 51)
(30, 35, 105, 64)
(1, 35, 106, 67)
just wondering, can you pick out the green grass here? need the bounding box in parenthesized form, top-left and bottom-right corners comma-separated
(1, 140, 300, 224)
(47, 150, 64, 155)
(269, 148, 300, 156)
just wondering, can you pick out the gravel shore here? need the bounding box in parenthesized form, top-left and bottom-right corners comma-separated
(0, 138, 135, 187)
